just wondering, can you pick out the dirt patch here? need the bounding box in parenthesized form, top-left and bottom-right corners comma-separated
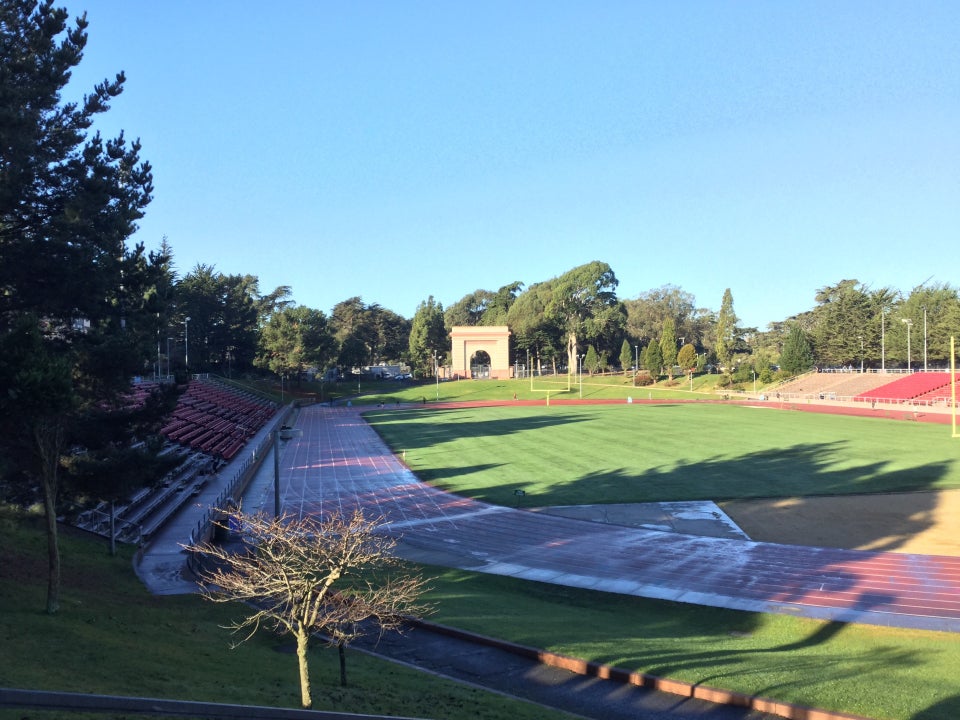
(721, 489, 960, 557)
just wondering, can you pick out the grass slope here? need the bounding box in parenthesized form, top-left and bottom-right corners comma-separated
(0, 511, 574, 720)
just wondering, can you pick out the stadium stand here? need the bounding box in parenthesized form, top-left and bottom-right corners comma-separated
(855, 372, 957, 405)
(772, 370, 897, 400)
(75, 378, 280, 543)
(159, 378, 277, 460)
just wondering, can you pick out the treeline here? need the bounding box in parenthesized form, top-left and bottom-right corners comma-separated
(153, 253, 960, 386)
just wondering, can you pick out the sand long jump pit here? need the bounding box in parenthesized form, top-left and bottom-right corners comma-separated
(531, 491, 960, 558)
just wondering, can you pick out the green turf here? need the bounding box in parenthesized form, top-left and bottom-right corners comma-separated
(423, 567, 960, 720)
(344, 372, 728, 406)
(4, 511, 958, 720)
(366, 402, 960, 505)
(0, 511, 575, 720)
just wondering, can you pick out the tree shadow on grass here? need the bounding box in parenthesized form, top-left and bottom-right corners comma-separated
(913, 695, 960, 720)
(365, 407, 593, 453)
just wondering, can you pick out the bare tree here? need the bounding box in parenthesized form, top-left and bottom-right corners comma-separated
(186, 509, 430, 709)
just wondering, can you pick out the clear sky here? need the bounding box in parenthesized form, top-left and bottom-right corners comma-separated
(60, 1, 959, 330)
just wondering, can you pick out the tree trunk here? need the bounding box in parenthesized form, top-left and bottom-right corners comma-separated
(296, 629, 312, 709)
(35, 420, 63, 615)
(338, 641, 347, 687)
(42, 475, 61, 615)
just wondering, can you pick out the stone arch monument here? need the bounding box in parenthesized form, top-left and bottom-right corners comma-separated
(450, 326, 512, 379)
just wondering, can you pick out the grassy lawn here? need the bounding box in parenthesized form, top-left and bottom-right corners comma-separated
(0, 511, 575, 720)
(361, 398, 960, 718)
(365, 402, 960, 505)
(423, 568, 960, 720)
(9, 385, 960, 720)
(6, 510, 960, 720)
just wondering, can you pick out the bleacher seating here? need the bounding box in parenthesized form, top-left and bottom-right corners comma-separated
(74, 378, 280, 545)
(160, 378, 278, 460)
(773, 371, 897, 400)
(856, 372, 957, 404)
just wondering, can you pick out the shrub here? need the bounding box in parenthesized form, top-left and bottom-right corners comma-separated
(633, 371, 654, 387)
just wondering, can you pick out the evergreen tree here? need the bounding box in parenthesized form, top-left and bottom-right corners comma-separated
(619, 339, 634, 375)
(715, 288, 738, 373)
(584, 345, 599, 375)
(659, 318, 678, 380)
(642, 341, 663, 378)
(780, 324, 815, 376)
(0, 1, 155, 613)
(408, 296, 447, 377)
(256, 305, 334, 387)
(677, 343, 697, 371)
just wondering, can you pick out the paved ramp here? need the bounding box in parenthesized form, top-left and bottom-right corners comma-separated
(241, 405, 960, 633)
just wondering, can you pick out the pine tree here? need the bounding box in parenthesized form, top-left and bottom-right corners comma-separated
(780, 324, 815, 376)
(659, 318, 678, 380)
(715, 288, 738, 373)
(408, 296, 447, 377)
(619, 339, 634, 375)
(0, 1, 155, 613)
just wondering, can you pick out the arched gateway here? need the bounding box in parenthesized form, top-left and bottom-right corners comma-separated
(449, 326, 511, 380)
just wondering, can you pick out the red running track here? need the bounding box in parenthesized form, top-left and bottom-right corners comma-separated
(242, 403, 960, 633)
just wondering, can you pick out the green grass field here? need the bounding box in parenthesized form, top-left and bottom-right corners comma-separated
(0, 512, 576, 720)
(365, 402, 960, 506)
(424, 569, 960, 720)
(361, 398, 960, 719)
(7, 384, 960, 720)
(4, 512, 959, 720)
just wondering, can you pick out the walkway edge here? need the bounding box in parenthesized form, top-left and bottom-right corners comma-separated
(409, 618, 874, 720)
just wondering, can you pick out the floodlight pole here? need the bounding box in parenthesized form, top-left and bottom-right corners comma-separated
(273, 428, 281, 517)
(951, 336, 957, 437)
(903, 318, 913, 372)
(579, 354, 584, 399)
(881, 309, 887, 371)
(183, 317, 190, 372)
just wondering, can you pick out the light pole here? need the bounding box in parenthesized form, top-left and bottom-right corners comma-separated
(881, 309, 887, 372)
(902, 318, 913, 371)
(578, 354, 584, 399)
(859, 336, 864, 373)
(634, 345, 638, 373)
(434, 351, 439, 401)
(165, 337, 172, 378)
(922, 305, 928, 372)
(183, 317, 191, 372)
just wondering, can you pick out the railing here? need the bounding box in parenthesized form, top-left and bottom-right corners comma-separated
(185, 405, 294, 553)
(770, 391, 956, 409)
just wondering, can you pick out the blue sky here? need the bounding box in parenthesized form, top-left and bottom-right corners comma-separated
(61, 1, 959, 330)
